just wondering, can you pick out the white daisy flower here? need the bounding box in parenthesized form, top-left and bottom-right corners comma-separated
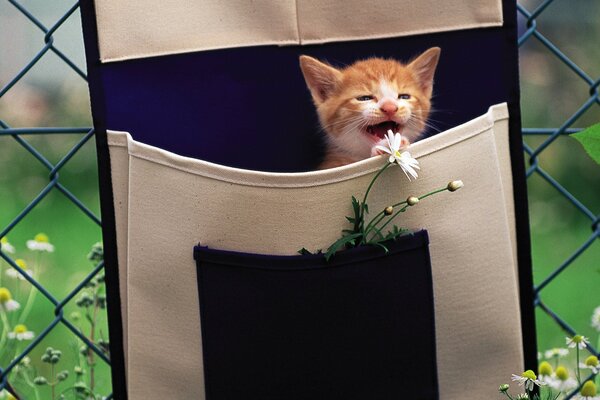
(576, 381, 600, 400)
(6, 259, 33, 281)
(547, 365, 578, 392)
(544, 347, 569, 359)
(591, 306, 600, 332)
(566, 335, 589, 349)
(0, 287, 20, 312)
(26, 233, 54, 252)
(538, 361, 553, 381)
(547, 376, 579, 392)
(581, 355, 600, 375)
(515, 394, 530, 400)
(511, 370, 546, 391)
(375, 130, 420, 180)
(8, 324, 35, 341)
(0, 237, 15, 254)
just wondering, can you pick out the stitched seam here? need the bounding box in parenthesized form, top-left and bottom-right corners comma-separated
(293, 0, 302, 45)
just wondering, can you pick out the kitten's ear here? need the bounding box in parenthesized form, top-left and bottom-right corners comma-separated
(408, 47, 441, 97)
(299, 55, 342, 105)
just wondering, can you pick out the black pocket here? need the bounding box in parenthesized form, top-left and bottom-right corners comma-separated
(194, 230, 438, 400)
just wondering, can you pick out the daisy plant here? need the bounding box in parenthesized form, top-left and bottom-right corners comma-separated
(0, 238, 111, 400)
(302, 130, 463, 260)
(499, 308, 600, 400)
(499, 370, 558, 400)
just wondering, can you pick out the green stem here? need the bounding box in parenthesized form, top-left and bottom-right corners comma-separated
(20, 368, 41, 400)
(18, 256, 40, 325)
(502, 392, 514, 400)
(0, 308, 11, 354)
(358, 163, 392, 235)
(18, 279, 38, 326)
(51, 363, 55, 400)
(372, 205, 410, 238)
(576, 346, 581, 386)
(362, 214, 387, 240)
(89, 301, 98, 392)
(364, 186, 449, 242)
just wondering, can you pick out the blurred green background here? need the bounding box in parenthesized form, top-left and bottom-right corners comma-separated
(0, 0, 599, 397)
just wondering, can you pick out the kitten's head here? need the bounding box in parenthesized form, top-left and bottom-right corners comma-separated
(300, 47, 440, 159)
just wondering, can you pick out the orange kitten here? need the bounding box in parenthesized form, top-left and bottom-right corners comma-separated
(300, 47, 440, 169)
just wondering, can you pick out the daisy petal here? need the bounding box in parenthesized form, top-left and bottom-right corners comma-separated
(375, 145, 392, 155)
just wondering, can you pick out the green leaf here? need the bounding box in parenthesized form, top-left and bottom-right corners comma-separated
(572, 123, 600, 165)
(372, 242, 389, 254)
(324, 233, 362, 261)
(345, 216, 355, 223)
(351, 196, 360, 212)
(297, 247, 312, 255)
(363, 203, 369, 214)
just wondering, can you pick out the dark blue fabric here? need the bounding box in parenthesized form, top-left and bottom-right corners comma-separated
(101, 29, 511, 171)
(194, 231, 438, 400)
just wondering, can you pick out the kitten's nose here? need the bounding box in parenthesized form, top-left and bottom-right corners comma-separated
(380, 101, 398, 115)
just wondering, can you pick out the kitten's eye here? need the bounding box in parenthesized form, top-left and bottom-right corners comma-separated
(356, 95, 374, 101)
(398, 94, 411, 100)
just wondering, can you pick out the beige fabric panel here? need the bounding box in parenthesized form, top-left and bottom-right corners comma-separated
(94, 0, 503, 62)
(106, 140, 129, 380)
(297, 0, 503, 44)
(106, 102, 523, 399)
(493, 121, 519, 281)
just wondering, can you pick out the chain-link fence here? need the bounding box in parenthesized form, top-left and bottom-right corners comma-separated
(517, 1, 600, 398)
(0, 0, 598, 399)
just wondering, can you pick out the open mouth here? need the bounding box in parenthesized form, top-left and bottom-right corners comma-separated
(365, 121, 400, 139)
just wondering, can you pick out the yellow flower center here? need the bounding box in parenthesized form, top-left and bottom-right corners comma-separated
(0, 287, 12, 303)
(585, 355, 599, 367)
(394, 150, 402, 158)
(7, 393, 17, 400)
(572, 335, 583, 343)
(521, 370, 537, 380)
(539, 361, 553, 376)
(555, 366, 569, 381)
(15, 259, 27, 269)
(581, 381, 597, 397)
(34, 233, 49, 243)
(14, 324, 27, 334)
(1, 237, 8, 244)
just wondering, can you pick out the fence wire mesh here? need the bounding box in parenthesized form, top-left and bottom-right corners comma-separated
(0, 0, 598, 399)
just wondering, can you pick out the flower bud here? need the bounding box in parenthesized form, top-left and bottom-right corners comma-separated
(34, 376, 48, 385)
(384, 206, 394, 215)
(407, 196, 419, 206)
(498, 384, 509, 393)
(74, 381, 88, 393)
(447, 180, 464, 192)
(57, 370, 69, 381)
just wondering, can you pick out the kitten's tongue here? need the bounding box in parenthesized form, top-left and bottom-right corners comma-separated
(366, 121, 398, 139)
